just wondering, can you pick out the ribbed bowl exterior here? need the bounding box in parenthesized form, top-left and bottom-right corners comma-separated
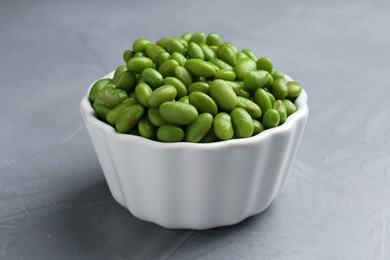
(80, 72, 309, 229)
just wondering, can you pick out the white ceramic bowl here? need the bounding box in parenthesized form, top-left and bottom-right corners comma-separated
(80, 71, 309, 229)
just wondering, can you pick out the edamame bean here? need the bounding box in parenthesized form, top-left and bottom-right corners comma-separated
(262, 108, 280, 129)
(145, 44, 166, 62)
(236, 52, 249, 62)
(184, 59, 216, 77)
(148, 107, 166, 126)
(158, 59, 180, 77)
(159, 101, 198, 125)
(174, 66, 193, 87)
(134, 52, 146, 57)
(271, 70, 285, 80)
(181, 32, 192, 42)
(185, 113, 213, 142)
(135, 82, 153, 107)
(188, 82, 210, 94)
(148, 85, 177, 107)
(209, 79, 237, 110)
(214, 69, 236, 81)
(256, 57, 273, 73)
(209, 58, 233, 70)
(200, 129, 219, 143)
(167, 39, 186, 54)
(89, 78, 112, 102)
(236, 96, 262, 118)
(282, 99, 297, 116)
(243, 70, 269, 90)
(116, 104, 144, 133)
(116, 71, 136, 93)
(273, 100, 287, 124)
(267, 92, 276, 104)
(106, 97, 138, 126)
(132, 38, 151, 52)
(123, 50, 134, 63)
(241, 49, 257, 61)
(127, 57, 155, 74)
(234, 58, 257, 80)
(252, 119, 265, 135)
(199, 43, 216, 61)
(189, 32, 206, 44)
(189, 91, 218, 116)
(213, 112, 234, 140)
(286, 81, 302, 99)
(230, 107, 254, 138)
(225, 81, 251, 98)
(170, 52, 187, 66)
(157, 124, 185, 142)
(94, 104, 111, 121)
(253, 88, 272, 114)
(94, 87, 128, 108)
(155, 52, 171, 68)
(163, 77, 187, 98)
(187, 42, 204, 60)
(178, 95, 189, 103)
(272, 78, 288, 99)
(138, 117, 157, 139)
(113, 65, 128, 85)
(206, 33, 222, 46)
(141, 68, 163, 89)
(217, 43, 236, 66)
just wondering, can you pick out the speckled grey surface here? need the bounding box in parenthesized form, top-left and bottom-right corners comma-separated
(1, 0, 389, 259)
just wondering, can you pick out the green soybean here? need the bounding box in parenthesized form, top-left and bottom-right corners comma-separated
(243, 70, 269, 90)
(189, 91, 218, 116)
(94, 87, 128, 109)
(185, 113, 213, 142)
(267, 92, 276, 104)
(206, 33, 222, 46)
(127, 57, 155, 74)
(163, 77, 187, 98)
(116, 71, 136, 93)
(112, 65, 128, 85)
(116, 104, 144, 133)
(217, 43, 236, 66)
(236, 96, 262, 118)
(135, 82, 153, 107)
(252, 119, 265, 135)
(209, 58, 233, 70)
(286, 81, 302, 99)
(155, 52, 171, 68)
(209, 79, 237, 110)
(159, 101, 198, 125)
(148, 85, 177, 107)
(184, 59, 216, 77)
(282, 99, 297, 116)
(236, 52, 249, 63)
(187, 42, 204, 60)
(262, 109, 280, 129)
(138, 117, 157, 139)
(89, 78, 113, 102)
(174, 66, 193, 87)
(145, 44, 166, 62)
(178, 95, 189, 103)
(256, 57, 273, 73)
(199, 43, 216, 61)
(170, 52, 187, 66)
(132, 38, 152, 52)
(254, 88, 272, 114)
(123, 50, 134, 63)
(158, 59, 180, 77)
(225, 81, 250, 98)
(272, 78, 288, 99)
(94, 104, 111, 121)
(213, 112, 234, 140)
(106, 98, 138, 126)
(241, 49, 257, 61)
(167, 39, 186, 54)
(188, 81, 210, 94)
(234, 58, 257, 80)
(273, 100, 287, 124)
(148, 107, 166, 126)
(141, 68, 163, 89)
(157, 124, 185, 142)
(230, 107, 254, 138)
(214, 69, 236, 81)
(181, 32, 192, 42)
(272, 70, 285, 80)
(189, 32, 206, 44)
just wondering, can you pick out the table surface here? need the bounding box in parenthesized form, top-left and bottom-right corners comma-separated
(1, 0, 389, 259)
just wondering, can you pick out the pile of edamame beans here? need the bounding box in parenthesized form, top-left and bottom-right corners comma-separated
(89, 32, 302, 142)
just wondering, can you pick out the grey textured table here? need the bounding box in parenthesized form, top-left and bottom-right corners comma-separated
(1, 0, 389, 259)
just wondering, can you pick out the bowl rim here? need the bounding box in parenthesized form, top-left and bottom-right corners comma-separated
(80, 71, 308, 150)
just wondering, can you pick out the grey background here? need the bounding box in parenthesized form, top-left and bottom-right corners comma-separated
(1, 0, 389, 259)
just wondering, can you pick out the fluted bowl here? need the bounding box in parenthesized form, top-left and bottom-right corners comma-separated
(80, 71, 309, 229)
